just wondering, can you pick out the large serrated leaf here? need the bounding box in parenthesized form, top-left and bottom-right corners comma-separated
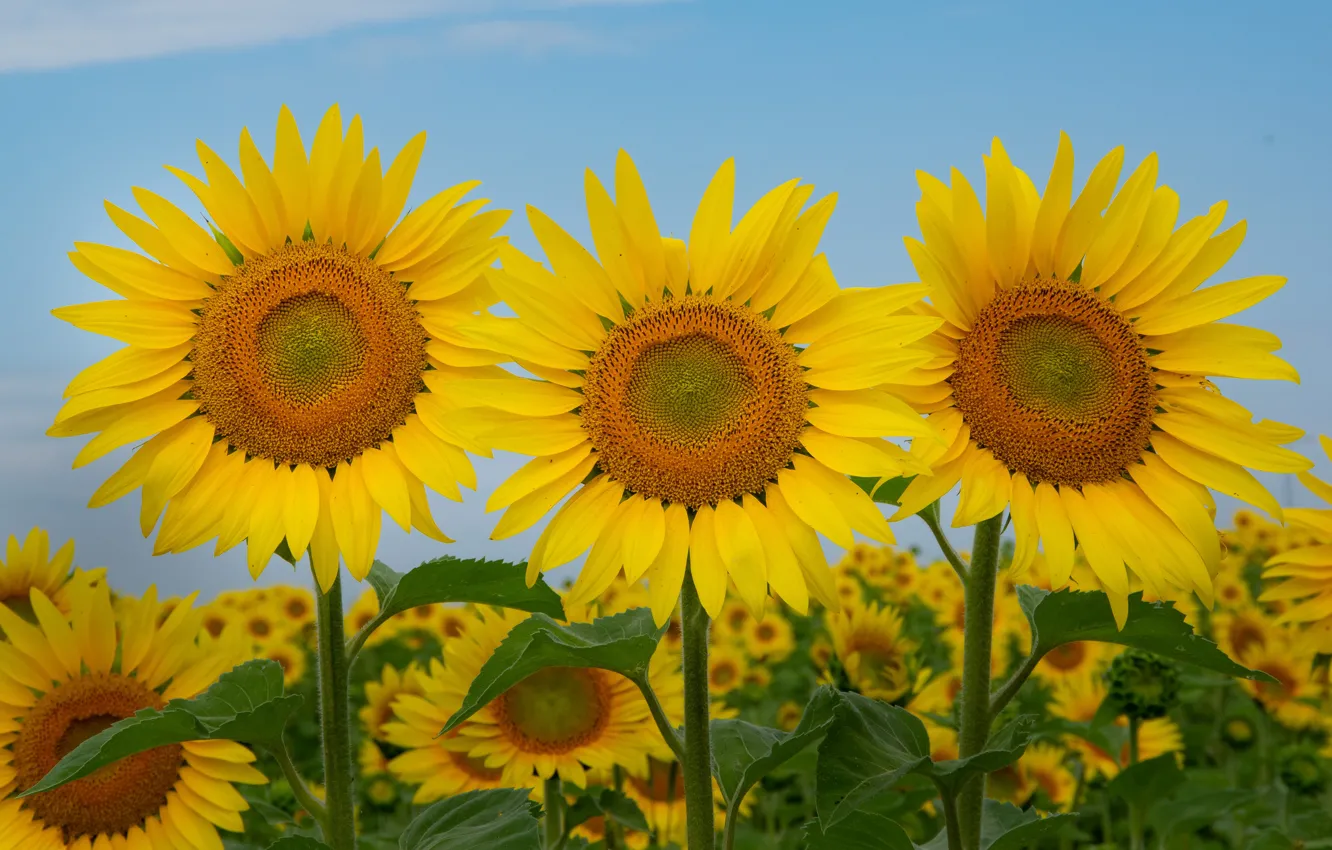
(918, 800, 1079, 850)
(23, 660, 300, 796)
(366, 557, 565, 622)
(563, 787, 650, 833)
(1107, 753, 1185, 810)
(803, 805, 916, 850)
(1018, 587, 1276, 681)
(712, 686, 838, 805)
(926, 715, 1036, 798)
(400, 788, 541, 850)
(815, 691, 932, 826)
(442, 609, 666, 734)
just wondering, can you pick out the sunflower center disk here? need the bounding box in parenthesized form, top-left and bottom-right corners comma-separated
(581, 296, 807, 508)
(13, 673, 182, 839)
(497, 667, 609, 754)
(950, 279, 1155, 486)
(192, 241, 427, 468)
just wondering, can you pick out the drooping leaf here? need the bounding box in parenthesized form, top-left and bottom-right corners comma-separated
(399, 788, 542, 850)
(442, 609, 667, 734)
(1107, 753, 1185, 811)
(926, 715, 1037, 798)
(1018, 587, 1276, 681)
(365, 557, 565, 625)
(803, 804, 917, 850)
(815, 691, 931, 826)
(23, 660, 301, 795)
(918, 800, 1079, 850)
(563, 788, 650, 833)
(712, 686, 839, 805)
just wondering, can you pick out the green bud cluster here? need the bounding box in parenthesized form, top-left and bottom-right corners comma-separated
(1105, 649, 1180, 720)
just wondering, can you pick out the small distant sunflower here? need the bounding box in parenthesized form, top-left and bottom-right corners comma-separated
(358, 739, 391, 777)
(198, 605, 236, 639)
(621, 757, 738, 849)
(50, 105, 508, 589)
(272, 586, 315, 628)
(345, 588, 381, 636)
(437, 605, 470, 639)
(0, 528, 104, 623)
(1211, 607, 1274, 661)
(446, 152, 939, 622)
(0, 584, 266, 848)
(361, 662, 425, 742)
(240, 607, 280, 643)
(742, 613, 795, 662)
(1238, 631, 1321, 713)
(260, 642, 307, 688)
(1018, 744, 1078, 811)
(1263, 435, 1332, 628)
(1032, 640, 1107, 684)
(1048, 668, 1182, 778)
(890, 134, 1309, 625)
(828, 599, 916, 701)
(707, 645, 746, 696)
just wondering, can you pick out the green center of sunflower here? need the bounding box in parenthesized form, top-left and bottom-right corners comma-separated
(950, 279, 1156, 487)
(13, 673, 183, 840)
(581, 296, 807, 508)
(497, 667, 609, 754)
(192, 241, 428, 468)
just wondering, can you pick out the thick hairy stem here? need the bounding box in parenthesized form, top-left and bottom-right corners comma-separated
(955, 514, 1003, 850)
(543, 774, 564, 849)
(315, 571, 356, 850)
(680, 568, 717, 850)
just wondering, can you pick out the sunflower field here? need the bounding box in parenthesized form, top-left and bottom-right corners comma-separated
(1, 103, 1330, 850)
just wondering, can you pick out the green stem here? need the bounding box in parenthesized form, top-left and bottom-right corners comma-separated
(941, 792, 964, 850)
(269, 737, 328, 830)
(680, 567, 717, 850)
(1129, 716, 1144, 850)
(607, 766, 627, 850)
(955, 514, 1003, 850)
(315, 571, 356, 850)
(633, 676, 686, 762)
(920, 502, 970, 584)
(543, 775, 564, 849)
(988, 649, 1043, 718)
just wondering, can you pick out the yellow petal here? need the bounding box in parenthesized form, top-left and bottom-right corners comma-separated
(742, 494, 808, 614)
(1132, 275, 1286, 336)
(272, 105, 311, 240)
(791, 455, 894, 544)
(450, 316, 587, 371)
(485, 261, 605, 352)
(52, 300, 196, 348)
(687, 505, 728, 618)
(490, 453, 597, 540)
(1155, 411, 1311, 474)
(805, 388, 939, 443)
(72, 243, 212, 301)
(450, 409, 588, 457)
(405, 471, 452, 543)
(713, 499, 767, 617)
(1060, 487, 1129, 600)
(1157, 219, 1248, 303)
(28, 591, 81, 678)
(951, 449, 1011, 528)
(237, 127, 287, 249)
(392, 415, 470, 502)
(330, 460, 380, 580)
(769, 254, 839, 329)
(1081, 152, 1158, 288)
(1151, 432, 1282, 521)
(984, 140, 1030, 289)
(529, 476, 623, 578)
(785, 283, 932, 345)
(374, 131, 427, 244)
(346, 147, 385, 254)
(359, 445, 412, 532)
(800, 427, 927, 477)
(566, 497, 634, 606)
(890, 451, 966, 522)
(948, 167, 993, 311)
(131, 187, 236, 275)
(440, 374, 582, 417)
(1034, 482, 1075, 588)
(645, 503, 690, 626)
(764, 484, 838, 611)
(140, 416, 215, 536)
(71, 398, 198, 469)
(622, 496, 667, 583)
(527, 205, 622, 319)
(1030, 131, 1075, 278)
(63, 343, 193, 399)
(306, 105, 346, 243)
(75, 583, 118, 676)
(104, 200, 215, 280)
(55, 360, 193, 426)
(377, 181, 481, 268)
(1097, 185, 1180, 299)
(1053, 145, 1124, 279)
(1149, 324, 1298, 383)
(688, 159, 735, 297)
(1112, 202, 1227, 311)
(309, 469, 340, 591)
(487, 444, 593, 512)
(245, 464, 287, 579)
(585, 167, 646, 306)
(1008, 473, 1038, 578)
(191, 140, 269, 254)
(777, 465, 852, 548)
(285, 464, 321, 558)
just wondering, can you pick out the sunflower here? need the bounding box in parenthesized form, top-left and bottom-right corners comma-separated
(345, 588, 381, 637)
(741, 610, 796, 663)
(0, 529, 104, 624)
(439, 152, 938, 623)
(260, 642, 307, 688)
(1031, 640, 1108, 684)
(828, 598, 917, 701)
(198, 605, 236, 640)
(358, 739, 391, 778)
(272, 586, 315, 629)
(706, 645, 746, 696)
(361, 663, 425, 742)
(1048, 667, 1182, 779)
(49, 104, 508, 590)
(621, 757, 740, 849)
(889, 134, 1309, 625)
(1211, 606, 1275, 661)
(0, 583, 266, 848)
(1017, 744, 1078, 811)
(1262, 435, 1332, 630)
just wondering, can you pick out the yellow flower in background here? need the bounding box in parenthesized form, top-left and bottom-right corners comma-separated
(0, 528, 105, 623)
(362, 662, 425, 742)
(1031, 640, 1108, 684)
(707, 644, 746, 696)
(0, 583, 266, 848)
(742, 611, 796, 662)
(889, 133, 1309, 625)
(1048, 667, 1182, 779)
(446, 152, 940, 623)
(345, 587, 381, 636)
(1018, 744, 1079, 811)
(50, 104, 510, 589)
(1212, 606, 1275, 662)
(260, 641, 307, 688)
(271, 586, 316, 628)
(1263, 435, 1332, 630)
(620, 757, 740, 849)
(828, 599, 916, 701)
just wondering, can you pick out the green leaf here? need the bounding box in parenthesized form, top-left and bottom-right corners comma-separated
(563, 788, 650, 833)
(266, 839, 332, 850)
(815, 691, 931, 826)
(1147, 787, 1250, 841)
(926, 715, 1036, 798)
(712, 686, 839, 805)
(211, 224, 245, 266)
(1018, 587, 1277, 681)
(23, 660, 301, 796)
(803, 805, 916, 850)
(399, 788, 541, 850)
(1107, 753, 1185, 811)
(442, 609, 666, 733)
(366, 557, 565, 624)
(851, 475, 915, 505)
(918, 800, 1079, 850)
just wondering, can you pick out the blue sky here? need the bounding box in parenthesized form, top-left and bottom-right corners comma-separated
(0, 0, 1329, 602)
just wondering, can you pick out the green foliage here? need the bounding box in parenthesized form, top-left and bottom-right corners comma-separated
(443, 608, 666, 733)
(1107, 754, 1185, 810)
(711, 686, 838, 806)
(23, 660, 301, 795)
(852, 475, 914, 505)
(1017, 586, 1277, 681)
(265, 839, 332, 850)
(564, 787, 650, 833)
(399, 788, 542, 850)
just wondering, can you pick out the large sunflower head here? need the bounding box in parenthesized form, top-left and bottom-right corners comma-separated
(50, 105, 510, 590)
(0, 582, 266, 847)
(0, 529, 104, 626)
(439, 152, 940, 623)
(889, 133, 1310, 626)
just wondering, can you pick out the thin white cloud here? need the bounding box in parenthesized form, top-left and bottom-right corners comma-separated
(0, 0, 665, 73)
(443, 19, 622, 56)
